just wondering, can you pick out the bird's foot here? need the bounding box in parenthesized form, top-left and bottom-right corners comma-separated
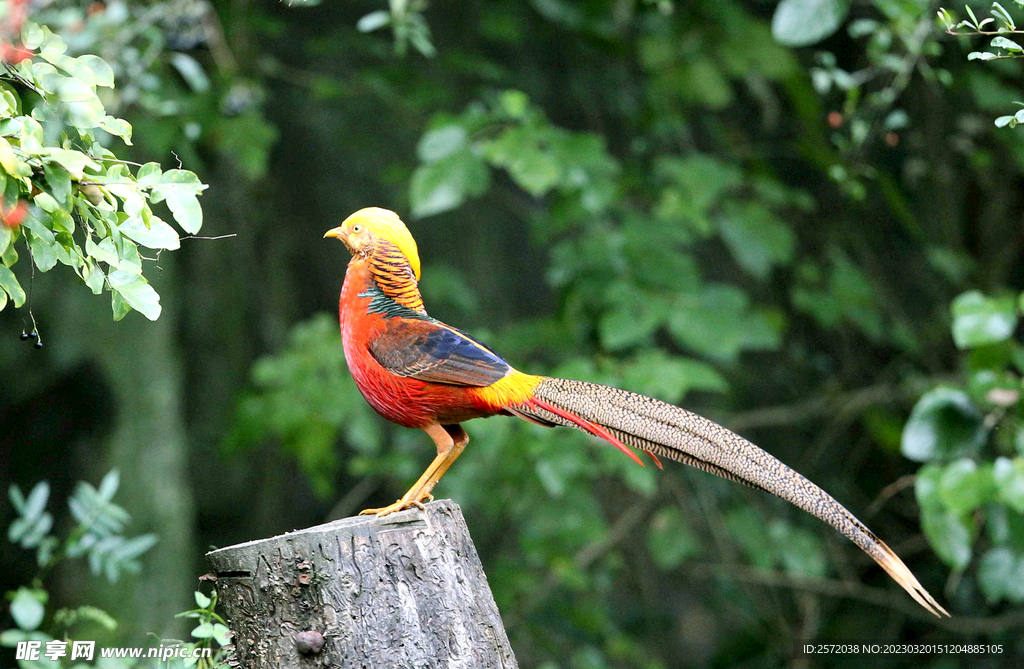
(359, 496, 428, 518)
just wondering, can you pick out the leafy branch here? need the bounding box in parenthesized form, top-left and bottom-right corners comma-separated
(0, 19, 208, 323)
(938, 3, 1024, 126)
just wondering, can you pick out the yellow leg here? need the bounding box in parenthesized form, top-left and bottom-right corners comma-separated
(360, 424, 469, 517)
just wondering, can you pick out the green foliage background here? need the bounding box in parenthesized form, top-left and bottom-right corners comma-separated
(3, 0, 1024, 667)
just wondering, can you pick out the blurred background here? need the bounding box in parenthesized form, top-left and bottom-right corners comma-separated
(2, 0, 1024, 667)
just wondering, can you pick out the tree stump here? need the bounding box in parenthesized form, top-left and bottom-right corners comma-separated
(205, 499, 518, 669)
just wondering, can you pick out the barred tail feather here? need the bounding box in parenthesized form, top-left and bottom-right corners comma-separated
(514, 377, 949, 618)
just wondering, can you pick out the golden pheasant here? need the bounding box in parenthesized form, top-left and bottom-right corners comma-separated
(325, 207, 949, 618)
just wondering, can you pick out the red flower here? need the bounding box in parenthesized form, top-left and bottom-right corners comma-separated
(0, 42, 32, 64)
(2, 200, 28, 228)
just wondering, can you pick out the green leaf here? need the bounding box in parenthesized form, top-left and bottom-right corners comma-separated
(22, 23, 44, 50)
(77, 54, 114, 87)
(499, 90, 529, 118)
(170, 53, 210, 93)
(3, 238, 19, 267)
(920, 504, 974, 569)
(951, 291, 1018, 349)
(97, 469, 120, 501)
(938, 459, 995, 514)
(28, 230, 58, 272)
(357, 10, 391, 32)
(668, 284, 781, 361)
(481, 127, 562, 197)
(163, 191, 202, 234)
(901, 387, 986, 462)
(194, 591, 211, 609)
(410, 151, 489, 218)
(772, 0, 851, 47)
(994, 457, 1024, 513)
(119, 214, 181, 250)
(716, 202, 796, 280)
(33, 192, 59, 213)
(136, 162, 162, 187)
(985, 504, 1024, 547)
(212, 623, 232, 646)
(40, 49, 104, 87)
(417, 125, 467, 163)
(43, 163, 72, 208)
(0, 264, 25, 306)
(977, 548, 1024, 604)
(621, 350, 727, 403)
(598, 283, 669, 351)
(724, 507, 776, 570)
(82, 260, 104, 294)
(22, 212, 55, 245)
(111, 290, 131, 321)
(22, 481, 49, 521)
(98, 116, 132, 145)
(151, 169, 204, 195)
(0, 136, 27, 176)
(647, 507, 700, 569)
(10, 589, 45, 631)
(991, 35, 1023, 52)
(653, 155, 742, 234)
(114, 533, 157, 560)
(108, 270, 161, 321)
(0, 223, 11, 257)
(769, 520, 827, 577)
(40, 148, 100, 176)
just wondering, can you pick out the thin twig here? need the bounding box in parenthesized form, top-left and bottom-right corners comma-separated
(946, 28, 1024, 36)
(181, 234, 238, 241)
(865, 475, 916, 518)
(686, 563, 1024, 634)
(93, 157, 146, 168)
(2, 61, 41, 94)
(725, 384, 901, 432)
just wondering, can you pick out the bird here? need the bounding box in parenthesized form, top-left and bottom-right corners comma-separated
(324, 206, 949, 618)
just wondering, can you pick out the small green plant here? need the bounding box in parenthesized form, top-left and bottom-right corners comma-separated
(170, 590, 232, 669)
(8, 470, 157, 578)
(900, 290, 1024, 604)
(357, 0, 436, 58)
(3, 470, 156, 667)
(3, 470, 232, 668)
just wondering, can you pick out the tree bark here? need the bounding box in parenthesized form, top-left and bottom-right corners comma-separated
(206, 499, 518, 669)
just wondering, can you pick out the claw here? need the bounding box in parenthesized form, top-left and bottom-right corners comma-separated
(359, 496, 429, 518)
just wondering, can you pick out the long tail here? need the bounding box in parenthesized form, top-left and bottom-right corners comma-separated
(509, 377, 950, 618)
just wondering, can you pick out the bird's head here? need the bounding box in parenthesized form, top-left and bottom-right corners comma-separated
(324, 207, 421, 280)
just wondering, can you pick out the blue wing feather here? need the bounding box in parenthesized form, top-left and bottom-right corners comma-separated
(369, 319, 510, 386)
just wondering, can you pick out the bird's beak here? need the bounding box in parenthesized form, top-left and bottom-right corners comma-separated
(323, 226, 346, 240)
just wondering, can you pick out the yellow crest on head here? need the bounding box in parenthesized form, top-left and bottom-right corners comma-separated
(342, 207, 421, 280)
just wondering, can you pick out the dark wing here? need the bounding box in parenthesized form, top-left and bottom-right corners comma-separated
(369, 319, 510, 386)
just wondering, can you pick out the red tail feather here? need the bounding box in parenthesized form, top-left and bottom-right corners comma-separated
(527, 397, 645, 467)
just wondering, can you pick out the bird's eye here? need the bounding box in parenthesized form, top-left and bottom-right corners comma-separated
(352, 225, 362, 233)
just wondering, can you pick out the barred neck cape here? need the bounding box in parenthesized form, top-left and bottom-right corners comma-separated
(327, 207, 950, 618)
(367, 239, 425, 314)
